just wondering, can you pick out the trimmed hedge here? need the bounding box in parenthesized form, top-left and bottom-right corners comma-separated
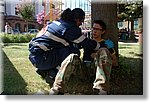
(0, 34, 36, 43)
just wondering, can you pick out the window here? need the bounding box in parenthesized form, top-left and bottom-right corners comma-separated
(118, 22, 123, 28)
(134, 19, 138, 29)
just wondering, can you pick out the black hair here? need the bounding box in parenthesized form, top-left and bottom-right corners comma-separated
(72, 8, 85, 21)
(93, 20, 106, 30)
(61, 8, 74, 22)
(61, 8, 85, 22)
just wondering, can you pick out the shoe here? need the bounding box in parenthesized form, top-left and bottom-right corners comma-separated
(45, 75, 54, 86)
(93, 88, 107, 95)
(57, 92, 64, 95)
(98, 89, 107, 95)
(92, 88, 99, 95)
(49, 89, 64, 95)
(36, 69, 47, 79)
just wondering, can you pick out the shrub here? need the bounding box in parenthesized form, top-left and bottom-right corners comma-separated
(0, 34, 36, 43)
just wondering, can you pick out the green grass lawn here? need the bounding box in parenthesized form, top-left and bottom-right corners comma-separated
(1, 42, 143, 95)
(2, 43, 50, 95)
(110, 42, 143, 95)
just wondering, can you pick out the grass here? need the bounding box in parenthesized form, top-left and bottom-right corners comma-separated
(2, 43, 50, 95)
(110, 42, 143, 95)
(1, 42, 143, 95)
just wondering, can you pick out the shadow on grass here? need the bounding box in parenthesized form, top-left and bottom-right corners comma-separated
(118, 44, 138, 49)
(2, 43, 28, 50)
(1, 42, 143, 95)
(1, 50, 27, 95)
(3, 43, 27, 47)
(119, 39, 138, 43)
(110, 55, 143, 95)
(119, 46, 132, 49)
(64, 55, 143, 95)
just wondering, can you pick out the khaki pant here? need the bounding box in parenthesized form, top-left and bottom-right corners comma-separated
(50, 48, 112, 94)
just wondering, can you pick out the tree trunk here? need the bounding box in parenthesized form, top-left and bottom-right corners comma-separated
(24, 20, 28, 32)
(26, 20, 29, 32)
(91, 1, 118, 56)
(129, 19, 136, 41)
(128, 20, 130, 32)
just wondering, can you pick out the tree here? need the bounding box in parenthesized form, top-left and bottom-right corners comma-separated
(118, 1, 143, 20)
(18, 3, 35, 32)
(91, 1, 118, 56)
(36, 10, 45, 25)
(117, 0, 143, 40)
(36, 7, 61, 25)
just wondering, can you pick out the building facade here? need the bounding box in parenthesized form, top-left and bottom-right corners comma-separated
(3, 0, 91, 33)
(4, 0, 91, 33)
(0, 0, 4, 32)
(4, 0, 44, 33)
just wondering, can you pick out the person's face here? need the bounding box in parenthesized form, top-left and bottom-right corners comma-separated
(92, 23, 105, 39)
(75, 18, 84, 26)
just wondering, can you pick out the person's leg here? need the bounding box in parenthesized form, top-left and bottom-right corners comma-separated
(49, 53, 82, 95)
(93, 48, 112, 95)
(83, 61, 96, 82)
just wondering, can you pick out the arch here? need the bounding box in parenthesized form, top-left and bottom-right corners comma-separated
(15, 23, 21, 31)
(28, 24, 35, 29)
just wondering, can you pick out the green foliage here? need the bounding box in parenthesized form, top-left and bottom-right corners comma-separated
(18, 3, 35, 32)
(19, 3, 35, 21)
(110, 43, 143, 95)
(0, 34, 36, 43)
(2, 43, 50, 94)
(117, 1, 143, 21)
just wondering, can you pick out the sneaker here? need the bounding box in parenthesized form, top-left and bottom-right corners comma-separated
(36, 69, 47, 79)
(49, 89, 64, 95)
(92, 88, 99, 95)
(45, 75, 54, 86)
(93, 88, 107, 95)
(98, 89, 107, 95)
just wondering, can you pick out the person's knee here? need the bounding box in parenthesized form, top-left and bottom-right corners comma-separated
(97, 48, 110, 55)
(97, 48, 111, 58)
(61, 53, 80, 65)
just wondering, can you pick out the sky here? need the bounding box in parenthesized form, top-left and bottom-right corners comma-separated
(61, 0, 91, 11)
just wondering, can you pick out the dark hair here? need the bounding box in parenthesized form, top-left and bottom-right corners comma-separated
(94, 20, 106, 30)
(61, 8, 74, 22)
(72, 8, 85, 21)
(61, 8, 85, 22)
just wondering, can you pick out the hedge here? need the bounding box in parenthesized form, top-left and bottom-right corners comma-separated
(0, 33, 36, 43)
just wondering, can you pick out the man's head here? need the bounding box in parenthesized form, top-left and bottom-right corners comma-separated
(61, 8, 74, 22)
(61, 8, 85, 26)
(72, 8, 85, 26)
(92, 20, 106, 39)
